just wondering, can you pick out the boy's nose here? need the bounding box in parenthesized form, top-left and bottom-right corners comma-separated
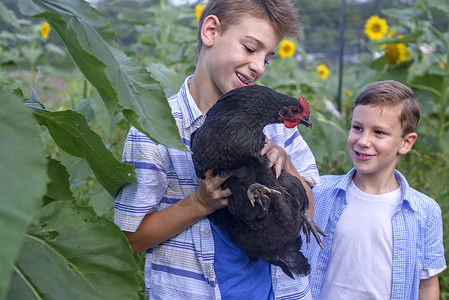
(249, 58, 265, 77)
(357, 133, 371, 147)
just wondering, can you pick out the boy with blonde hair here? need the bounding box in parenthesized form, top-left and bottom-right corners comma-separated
(114, 0, 321, 298)
(305, 80, 446, 299)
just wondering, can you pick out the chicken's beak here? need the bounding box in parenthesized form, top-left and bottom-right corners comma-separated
(300, 116, 312, 129)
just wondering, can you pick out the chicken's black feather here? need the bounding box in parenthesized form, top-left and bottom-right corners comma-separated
(190, 85, 322, 278)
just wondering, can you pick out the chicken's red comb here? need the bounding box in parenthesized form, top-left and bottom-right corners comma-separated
(298, 96, 310, 116)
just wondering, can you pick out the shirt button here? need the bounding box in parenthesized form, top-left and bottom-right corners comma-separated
(204, 228, 211, 234)
(337, 197, 341, 201)
(404, 209, 409, 212)
(317, 270, 321, 274)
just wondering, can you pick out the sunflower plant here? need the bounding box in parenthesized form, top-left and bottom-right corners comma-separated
(0, 7, 66, 85)
(195, 3, 206, 21)
(364, 15, 389, 40)
(316, 64, 330, 80)
(39, 21, 51, 39)
(278, 39, 296, 58)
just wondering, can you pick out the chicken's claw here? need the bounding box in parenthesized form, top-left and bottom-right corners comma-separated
(302, 215, 328, 250)
(247, 183, 281, 209)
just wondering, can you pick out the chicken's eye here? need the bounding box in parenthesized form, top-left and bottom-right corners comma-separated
(291, 107, 298, 114)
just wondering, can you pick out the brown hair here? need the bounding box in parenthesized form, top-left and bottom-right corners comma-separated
(196, 0, 301, 53)
(354, 80, 420, 136)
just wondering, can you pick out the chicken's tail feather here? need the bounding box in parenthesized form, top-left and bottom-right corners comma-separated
(269, 237, 311, 279)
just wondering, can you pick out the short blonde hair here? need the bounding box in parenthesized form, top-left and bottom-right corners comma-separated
(354, 80, 420, 136)
(196, 0, 301, 53)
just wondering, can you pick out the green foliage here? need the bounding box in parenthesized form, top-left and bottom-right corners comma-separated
(8, 201, 140, 300)
(19, 0, 187, 152)
(0, 88, 49, 300)
(33, 107, 136, 197)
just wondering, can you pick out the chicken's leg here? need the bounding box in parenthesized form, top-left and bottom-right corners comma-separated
(302, 215, 328, 249)
(247, 183, 281, 209)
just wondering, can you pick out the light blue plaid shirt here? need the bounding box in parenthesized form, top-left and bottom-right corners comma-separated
(114, 76, 321, 299)
(305, 168, 446, 300)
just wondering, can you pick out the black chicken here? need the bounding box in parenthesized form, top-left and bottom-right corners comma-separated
(190, 85, 326, 279)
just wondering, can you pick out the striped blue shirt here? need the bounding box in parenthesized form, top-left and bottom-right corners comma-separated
(304, 168, 446, 300)
(115, 76, 321, 299)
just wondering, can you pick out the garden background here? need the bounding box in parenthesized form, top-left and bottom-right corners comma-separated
(1, 0, 448, 299)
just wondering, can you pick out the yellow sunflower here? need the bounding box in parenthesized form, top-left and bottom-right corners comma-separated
(380, 30, 410, 65)
(364, 15, 388, 40)
(195, 4, 206, 21)
(278, 40, 295, 58)
(40, 21, 51, 40)
(344, 90, 353, 98)
(316, 64, 330, 80)
(384, 43, 410, 65)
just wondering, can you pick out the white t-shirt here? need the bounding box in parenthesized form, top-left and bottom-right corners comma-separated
(320, 181, 402, 300)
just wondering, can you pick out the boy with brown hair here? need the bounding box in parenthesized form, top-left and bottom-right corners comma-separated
(305, 80, 446, 299)
(114, 0, 321, 298)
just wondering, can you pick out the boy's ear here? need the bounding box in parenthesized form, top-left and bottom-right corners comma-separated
(398, 132, 417, 155)
(201, 15, 221, 47)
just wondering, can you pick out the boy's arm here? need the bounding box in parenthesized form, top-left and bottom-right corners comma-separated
(419, 275, 439, 300)
(123, 170, 231, 254)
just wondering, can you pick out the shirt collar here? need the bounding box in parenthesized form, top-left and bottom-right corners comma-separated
(178, 75, 205, 129)
(335, 168, 416, 211)
(393, 169, 416, 211)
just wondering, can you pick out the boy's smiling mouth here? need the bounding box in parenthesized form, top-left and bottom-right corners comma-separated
(354, 150, 374, 159)
(236, 72, 252, 85)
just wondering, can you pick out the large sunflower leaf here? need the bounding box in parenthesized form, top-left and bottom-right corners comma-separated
(7, 201, 140, 300)
(18, 0, 187, 152)
(0, 89, 48, 300)
(33, 109, 136, 197)
(44, 158, 74, 203)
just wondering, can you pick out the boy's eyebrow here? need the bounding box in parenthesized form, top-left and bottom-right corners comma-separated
(244, 35, 276, 56)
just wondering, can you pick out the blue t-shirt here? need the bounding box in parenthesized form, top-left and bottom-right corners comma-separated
(211, 221, 274, 299)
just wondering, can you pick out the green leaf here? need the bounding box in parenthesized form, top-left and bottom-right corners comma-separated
(91, 178, 115, 217)
(426, 0, 449, 14)
(44, 158, 75, 203)
(117, 11, 146, 25)
(411, 74, 443, 97)
(147, 63, 185, 98)
(382, 7, 423, 20)
(33, 109, 137, 197)
(59, 152, 93, 187)
(301, 110, 352, 173)
(18, 0, 188, 152)
(7, 201, 140, 300)
(75, 98, 95, 123)
(0, 88, 49, 300)
(413, 133, 442, 154)
(374, 30, 424, 45)
(370, 56, 387, 72)
(20, 45, 42, 66)
(0, 1, 19, 28)
(23, 84, 47, 111)
(44, 42, 66, 57)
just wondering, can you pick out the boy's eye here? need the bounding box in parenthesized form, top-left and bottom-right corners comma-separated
(265, 57, 273, 65)
(244, 46, 255, 53)
(352, 126, 362, 131)
(375, 130, 384, 135)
